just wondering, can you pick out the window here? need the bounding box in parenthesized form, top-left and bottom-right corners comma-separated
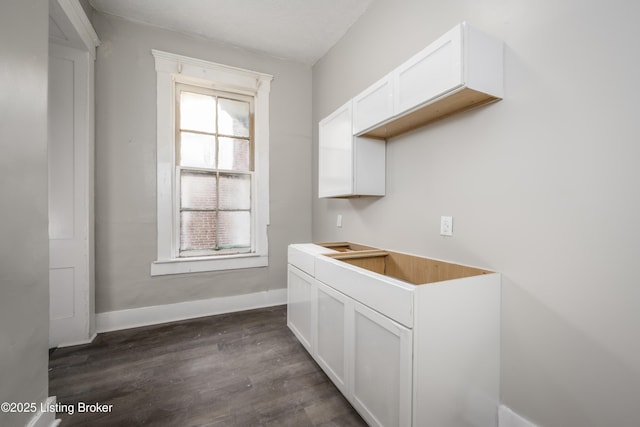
(151, 50, 272, 276)
(177, 85, 253, 257)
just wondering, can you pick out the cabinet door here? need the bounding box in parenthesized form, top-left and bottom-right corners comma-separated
(394, 24, 463, 116)
(315, 281, 352, 396)
(287, 265, 316, 353)
(352, 73, 394, 135)
(351, 302, 412, 427)
(318, 101, 353, 197)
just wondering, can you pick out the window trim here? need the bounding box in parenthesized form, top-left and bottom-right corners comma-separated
(151, 50, 272, 276)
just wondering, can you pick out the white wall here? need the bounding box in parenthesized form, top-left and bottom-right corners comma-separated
(92, 12, 312, 313)
(312, 0, 640, 426)
(0, 0, 50, 426)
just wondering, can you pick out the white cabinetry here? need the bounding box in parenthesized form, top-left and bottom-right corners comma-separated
(321, 23, 503, 197)
(315, 281, 350, 395)
(352, 22, 503, 139)
(286, 264, 315, 353)
(318, 101, 386, 198)
(351, 301, 412, 427)
(287, 243, 337, 354)
(352, 73, 394, 135)
(412, 276, 501, 426)
(393, 23, 463, 117)
(315, 280, 412, 427)
(287, 243, 501, 427)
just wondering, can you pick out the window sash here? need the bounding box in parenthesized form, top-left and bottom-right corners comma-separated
(175, 83, 254, 171)
(176, 166, 254, 257)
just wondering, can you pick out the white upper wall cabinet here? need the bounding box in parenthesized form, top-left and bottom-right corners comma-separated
(318, 101, 386, 198)
(353, 22, 503, 139)
(319, 22, 502, 198)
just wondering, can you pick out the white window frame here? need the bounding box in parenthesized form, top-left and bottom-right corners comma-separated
(151, 50, 272, 276)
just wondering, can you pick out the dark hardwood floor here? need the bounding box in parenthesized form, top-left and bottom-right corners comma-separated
(49, 305, 366, 426)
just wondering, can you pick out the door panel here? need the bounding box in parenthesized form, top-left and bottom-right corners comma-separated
(49, 268, 75, 319)
(48, 54, 76, 240)
(48, 42, 93, 347)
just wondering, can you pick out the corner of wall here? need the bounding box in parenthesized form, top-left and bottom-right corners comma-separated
(498, 405, 539, 427)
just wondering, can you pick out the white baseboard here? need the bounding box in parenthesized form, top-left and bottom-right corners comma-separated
(53, 332, 97, 349)
(26, 396, 59, 427)
(96, 288, 287, 333)
(499, 405, 538, 427)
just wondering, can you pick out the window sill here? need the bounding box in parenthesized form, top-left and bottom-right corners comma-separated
(151, 253, 268, 276)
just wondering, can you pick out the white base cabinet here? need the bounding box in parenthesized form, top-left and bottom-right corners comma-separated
(287, 243, 500, 427)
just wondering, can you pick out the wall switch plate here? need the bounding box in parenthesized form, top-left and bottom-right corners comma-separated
(336, 214, 343, 228)
(440, 216, 453, 236)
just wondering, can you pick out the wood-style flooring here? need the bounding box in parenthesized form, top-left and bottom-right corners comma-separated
(49, 305, 366, 426)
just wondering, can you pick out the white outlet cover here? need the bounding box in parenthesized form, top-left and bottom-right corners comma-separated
(440, 216, 453, 236)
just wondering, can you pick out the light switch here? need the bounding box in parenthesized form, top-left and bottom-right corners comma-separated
(440, 216, 453, 236)
(337, 214, 343, 228)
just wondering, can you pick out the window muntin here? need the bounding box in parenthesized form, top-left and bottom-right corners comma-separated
(176, 84, 254, 258)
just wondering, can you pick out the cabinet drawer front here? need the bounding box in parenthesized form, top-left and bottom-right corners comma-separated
(353, 73, 394, 135)
(315, 256, 414, 328)
(288, 244, 321, 276)
(394, 24, 463, 115)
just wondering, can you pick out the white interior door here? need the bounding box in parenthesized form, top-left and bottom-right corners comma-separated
(48, 42, 94, 347)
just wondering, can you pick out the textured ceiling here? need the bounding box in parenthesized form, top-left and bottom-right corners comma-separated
(88, 0, 373, 65)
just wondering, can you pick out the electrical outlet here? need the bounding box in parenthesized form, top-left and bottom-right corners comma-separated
(336, 214, 343, 228)
(440, 216, 453, 236)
